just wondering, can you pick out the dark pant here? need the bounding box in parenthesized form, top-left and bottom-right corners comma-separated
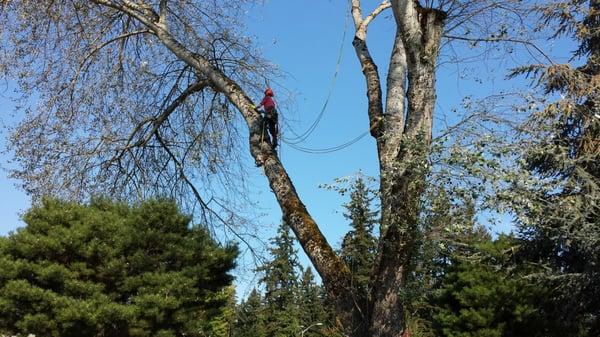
(264, 109, 278, 149)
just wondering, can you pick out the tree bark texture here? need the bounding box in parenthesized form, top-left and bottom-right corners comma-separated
(91, 1, 446, 337)
(90, 0, 358, 331)
(351, 2, 446, 337)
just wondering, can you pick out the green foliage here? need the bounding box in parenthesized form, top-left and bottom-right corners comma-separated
(257, 222, 302, 337)
(433, 235, 546, 337)
(0, 198, 238, 337)
(503, 1, 600, 335)
(398, 184, 481, 337)
(426, 1, 600, 335)
(234, 223, 333, 337)
(209, 286, 237, 337)
(339, 177, 378, 296)
(234, 288, 265, 337)
(298, 268, 329, 337)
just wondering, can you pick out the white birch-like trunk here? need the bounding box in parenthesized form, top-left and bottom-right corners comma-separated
(91, 1, 446, 336)
(351, 1, 446, 337)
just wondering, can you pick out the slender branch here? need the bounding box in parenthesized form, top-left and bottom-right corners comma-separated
(80, 29, 152, 69)
(70, 29, 152, 102)
(352, 0, 391, 39)
(351, 1, 385, 141)
(159, 0, 168, 27)
(113, 80, 209, 164)
(443, 34, 556, 65)
(360, 1, 391, 32)
(91, 0, 159, 29)
(154, 129, 259, 259)
(150, 80, 210, 137)
(351, 0, 364, 30)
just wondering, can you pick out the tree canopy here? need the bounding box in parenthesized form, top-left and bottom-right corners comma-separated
(1, 0, 598, 336)
(508, 0, 600, 334)
(433, 235, 546, 337)
(0, 198, 238, 337)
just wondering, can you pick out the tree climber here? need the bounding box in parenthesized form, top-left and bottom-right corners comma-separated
(254, 88, 279, 151)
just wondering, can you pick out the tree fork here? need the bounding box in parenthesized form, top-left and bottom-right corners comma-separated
(85, 2, 357, 333)
(368, 3, 446, 337)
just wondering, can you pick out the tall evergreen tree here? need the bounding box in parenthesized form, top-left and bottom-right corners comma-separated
(258, 222, 302, 337)
(507, 0, 600, 334)
(211, 286, 237, 337)
(401, 187, 479, 336)
(234, 288, 265, 337)
(298, 267, 328, 337)
(0, 198, 238, 337)
(339, 177, 378, 296)
(433, 235, 547, 337)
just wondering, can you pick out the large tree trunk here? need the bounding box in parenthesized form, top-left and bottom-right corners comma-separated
(351, 2, 445, 337)
(91, 0, 358, 332)
(90, 1, 444, 337)
(152, 23, 360, 337)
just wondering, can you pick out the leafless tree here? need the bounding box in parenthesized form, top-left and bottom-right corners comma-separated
(1, 0, 275, 238)
(0, 1, 537, 336)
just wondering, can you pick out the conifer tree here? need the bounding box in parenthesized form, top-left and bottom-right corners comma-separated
(339, 177, 378, 296)
(298, 267, 328, 337)
(211, 286, 238, 337)
(401, 187, 479, 335)
(234, 288, 265, 337)
(433, 235, 547, 337)
(258, 222, 302, 337)
(0, 198, 238, 337)
(506, 0, 600, 334)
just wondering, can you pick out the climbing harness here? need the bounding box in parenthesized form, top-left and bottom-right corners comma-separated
(257, 6, 370, 155)
(255, 89, 279, 151)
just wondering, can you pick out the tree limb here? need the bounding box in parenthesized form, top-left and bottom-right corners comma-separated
(444, 34, 556, 65)
(91, 0, 159, 29)
(391, 0, 422, 60)
(93, 0, 354, 306)
(360, 1, 392, 34)
(154, 129, 260, 259)
(351, 0, 386, 143)
(159, 0, 168, 27)
(382, 30, 407, 164)
(113, 79, 210, 164)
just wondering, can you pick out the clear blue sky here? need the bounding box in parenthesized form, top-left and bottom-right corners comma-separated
(0, 0, 571, 293)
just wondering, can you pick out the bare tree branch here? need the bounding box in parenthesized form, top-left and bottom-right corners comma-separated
(360, 1, 392, 33)
(113, 79, 211, 163)
(444, 34, 556, 65)
(351, 0, 386, 144)
(159, 0, 168, 27)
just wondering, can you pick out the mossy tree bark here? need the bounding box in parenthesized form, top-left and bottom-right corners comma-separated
(3, 0, 476, 335)
(90, 1, 445, 337)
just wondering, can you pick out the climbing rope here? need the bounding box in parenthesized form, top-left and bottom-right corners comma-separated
(281, 5, 350, 145)
(276, 4, 378, 155)
(285, 130, 370, 154)
(282, 117, 382, 155)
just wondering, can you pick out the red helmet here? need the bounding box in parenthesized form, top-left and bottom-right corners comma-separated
(265, 88, 274, 97)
